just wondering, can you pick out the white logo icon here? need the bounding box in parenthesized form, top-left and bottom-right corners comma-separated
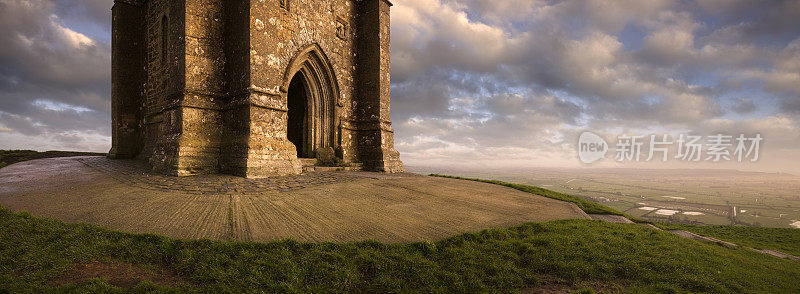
(578, 131, 608, 164)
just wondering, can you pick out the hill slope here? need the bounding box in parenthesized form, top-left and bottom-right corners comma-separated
(1, 151, 798, 292)
(1, 206, 799, 293)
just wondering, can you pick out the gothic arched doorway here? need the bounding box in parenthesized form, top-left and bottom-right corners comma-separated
(283, 45, 339, 159)
(287, 72, 310, 157)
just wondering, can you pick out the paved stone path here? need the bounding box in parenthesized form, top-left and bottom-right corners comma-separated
(0, 157, 589, 243)
(75, 157, 365, 195)
(588, 214, 634, 224)
(627, 219, 800, 261)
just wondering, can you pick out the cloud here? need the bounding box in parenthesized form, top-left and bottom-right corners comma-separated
(389, 0, 800, 172)
(391, 73, 453, 120)
(54, 0, 113, 28)
(730, 98, 756, 114)
(0, 1, 110, 90)
(0, 0, 797, 173)
(698, 0, 800, 44)
(640, 24, 698, 66)
(0, 0, 111, 152)
(391, 0, 511, 82)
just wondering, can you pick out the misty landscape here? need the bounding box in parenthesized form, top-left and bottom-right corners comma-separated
(409, 166, 800, 228)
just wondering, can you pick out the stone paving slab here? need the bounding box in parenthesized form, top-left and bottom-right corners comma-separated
(75, 157, 368, 195)
(0, 156, 590, 243)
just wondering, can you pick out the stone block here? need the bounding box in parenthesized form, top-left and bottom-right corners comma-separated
(111, 0, 403, 177)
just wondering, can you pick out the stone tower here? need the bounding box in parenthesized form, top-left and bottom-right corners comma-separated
(108, 0, 403, 177)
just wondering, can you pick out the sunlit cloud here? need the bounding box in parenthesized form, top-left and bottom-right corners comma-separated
(0, 0, 798, 173)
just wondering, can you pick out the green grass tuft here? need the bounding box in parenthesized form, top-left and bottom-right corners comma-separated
(1, 205, 799, 292)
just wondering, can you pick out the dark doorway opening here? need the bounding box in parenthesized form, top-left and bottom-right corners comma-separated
(287, 72, 310, 158)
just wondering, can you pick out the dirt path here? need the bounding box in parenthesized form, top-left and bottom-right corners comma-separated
(0, 157, 588, 243)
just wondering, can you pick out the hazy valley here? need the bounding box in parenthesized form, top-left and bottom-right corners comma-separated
(408, 167, 800, 228)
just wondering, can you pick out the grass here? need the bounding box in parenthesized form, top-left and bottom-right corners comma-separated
(1, 206, 799, 293)
(430, 174, 629, 217)
(2, 152, 799, 292)
(0, 150, 105, 168)
(430, 174, 800, 258)
(656, 223, 800, 257)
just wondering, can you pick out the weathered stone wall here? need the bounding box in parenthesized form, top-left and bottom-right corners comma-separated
(354, 0, 403, 172)
(219, 0, 251, 176)
(177, 0, 225, 175)
(231, 0, 361, 176)
(142, 0, 186, 174)
(111, 0, 403, 177)
(109, 1, 145, 159)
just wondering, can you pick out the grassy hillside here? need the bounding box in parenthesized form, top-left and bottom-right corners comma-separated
(1, 152, 798, 292)
(431, 174, 800, 259)
(657, 223, 800, 257)
(0, 150, 105, 168)
(1, 206, 799, 293)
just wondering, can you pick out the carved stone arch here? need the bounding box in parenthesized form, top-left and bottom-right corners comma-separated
(281, 44, 341, 158)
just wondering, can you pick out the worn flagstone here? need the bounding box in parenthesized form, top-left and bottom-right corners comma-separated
(0, 157, 589, 243)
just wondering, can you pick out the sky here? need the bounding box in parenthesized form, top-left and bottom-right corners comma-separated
(0, 0, 799, 173)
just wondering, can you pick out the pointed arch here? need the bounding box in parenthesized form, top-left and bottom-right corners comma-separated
(281, 44, 341, 156)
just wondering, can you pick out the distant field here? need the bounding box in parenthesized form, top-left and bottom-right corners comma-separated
(410, 167, 800, 228)
(0, 150, 105, 168)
